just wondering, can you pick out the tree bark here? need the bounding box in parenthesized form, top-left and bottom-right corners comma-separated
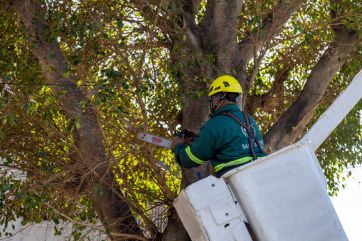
(200, 0, 244, 74)
(11, 0, 142, 239)
(264, 25, 360, 152)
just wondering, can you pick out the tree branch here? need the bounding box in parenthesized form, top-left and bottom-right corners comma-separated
(130, 0, 170, 33)
(131, 0, 203, 44)
(239, 0, 305, 65)
(200, 0, 244, 74)
(183, 8, 202, 51)
(245, 66, 290, 114)
(264, 24, 360, 152)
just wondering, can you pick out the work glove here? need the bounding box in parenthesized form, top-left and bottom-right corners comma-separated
(171, 129, 198, 149)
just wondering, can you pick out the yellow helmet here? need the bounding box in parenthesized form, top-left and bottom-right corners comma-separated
(208, 75, 243, 97)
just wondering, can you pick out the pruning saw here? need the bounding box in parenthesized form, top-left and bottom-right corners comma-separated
(137, 130, 198, 149)
(137, 132, 172, 149)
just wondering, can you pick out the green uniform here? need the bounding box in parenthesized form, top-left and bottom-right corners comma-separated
(173, 104, 266, 176)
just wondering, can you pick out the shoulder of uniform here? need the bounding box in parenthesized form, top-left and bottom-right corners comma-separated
(207, 114, 235, 127)
(200, 117, 227, 139)
(210, 113, 230, 120)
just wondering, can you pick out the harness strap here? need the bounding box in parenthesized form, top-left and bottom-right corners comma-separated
(221, 111, 266, 159)
(242, 112, 267, 156)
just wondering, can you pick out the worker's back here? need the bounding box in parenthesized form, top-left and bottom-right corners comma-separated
(201, 104, 266, 175)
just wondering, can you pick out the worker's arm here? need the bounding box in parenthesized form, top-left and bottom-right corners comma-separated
(172, 124, 216, 168)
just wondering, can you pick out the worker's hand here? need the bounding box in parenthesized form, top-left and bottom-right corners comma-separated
(171, 136, 184, 150)
(183, 135, 194, 145)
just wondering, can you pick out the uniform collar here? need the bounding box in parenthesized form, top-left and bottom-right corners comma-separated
(211, 104, 240, 117)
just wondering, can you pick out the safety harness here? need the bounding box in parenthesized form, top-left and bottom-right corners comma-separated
(221, 111, 267, 160)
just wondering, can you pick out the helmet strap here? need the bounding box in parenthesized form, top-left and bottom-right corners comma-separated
(209, 93, 227, 113)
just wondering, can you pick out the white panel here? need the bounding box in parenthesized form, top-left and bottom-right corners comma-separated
(174, 176, 252, 241)
(224, 141, 348, 241)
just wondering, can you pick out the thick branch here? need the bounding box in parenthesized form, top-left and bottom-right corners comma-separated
(264, 25, 360, 152)
(200, 0, 243, 74)
(245, 66, 290, 114)
(183, 8, 202, 51)
(11, 0, 142, 238)
(239, 0, 305, 65)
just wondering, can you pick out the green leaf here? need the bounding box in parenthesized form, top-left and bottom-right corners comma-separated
(0, 183, 11, 192)
(67, 116, 81, 133)
(54, 225, 62, 235)
(77, 79, 83, 87)
(8, 114, 17, 126)
(116, 18, 123, 28)
(63, 68, 72, 78)
(24, 101, 38, 115)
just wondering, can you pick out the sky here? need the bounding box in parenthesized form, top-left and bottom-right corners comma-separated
(331, 167, 362, 241)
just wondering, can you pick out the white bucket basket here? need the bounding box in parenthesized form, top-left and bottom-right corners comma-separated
(223, 141, 348, 241)
(174, 141, 348, 241)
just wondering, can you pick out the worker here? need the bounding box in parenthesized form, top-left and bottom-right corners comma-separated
(171, 75, 267, 177)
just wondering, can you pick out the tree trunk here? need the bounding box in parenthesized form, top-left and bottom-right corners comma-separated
(161, 209, 190, 241)
(11, 0, 142, 239)
(162, 1, 245, 240)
